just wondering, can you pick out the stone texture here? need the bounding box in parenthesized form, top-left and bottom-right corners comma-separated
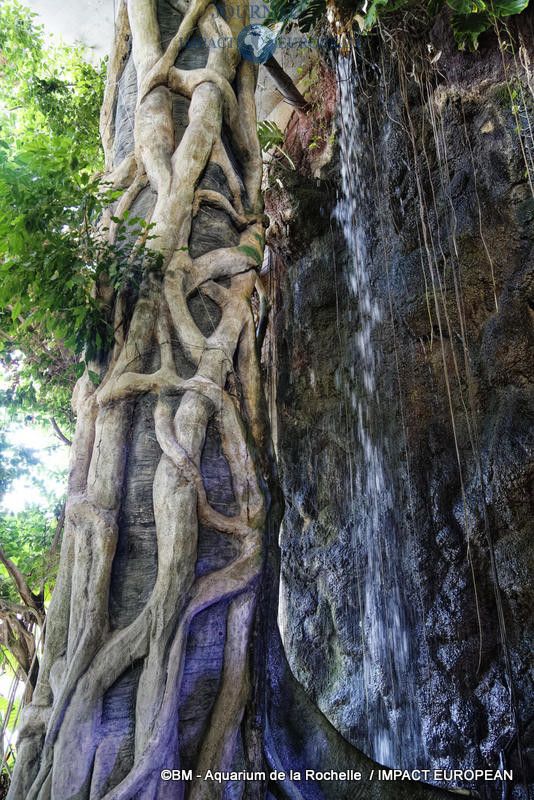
(266, 13, 534, 799)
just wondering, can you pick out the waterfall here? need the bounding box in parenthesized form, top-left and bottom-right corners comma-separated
(333, 52, 426, 771)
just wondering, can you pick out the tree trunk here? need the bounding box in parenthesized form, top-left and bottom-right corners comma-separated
(7, 3, 454, 799)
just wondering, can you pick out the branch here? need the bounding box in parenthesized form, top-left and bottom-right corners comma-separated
(264, 56, 311, 112)
(50, 418, 72, 447)
(0, 599, 42, 624)
(50, 502, 66, 554)
(0, 616, 34, 674)
(0, 546, 43, 614)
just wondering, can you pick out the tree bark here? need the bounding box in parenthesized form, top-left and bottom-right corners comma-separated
(7, 3, 456, 799)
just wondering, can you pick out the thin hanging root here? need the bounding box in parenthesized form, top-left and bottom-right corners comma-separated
(519, 33, 534, 102)
(458, 100, 499, 312)
(494, 20, 534, 196)
(398, 56, 485, 670)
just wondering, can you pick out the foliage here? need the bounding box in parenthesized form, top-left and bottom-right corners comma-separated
(0, 426, 37, 500)
(266, 0, 327, 30)
(265, 0, 530, 49)
(257, 120, 296, 169)
(0, 414, 67, 625)
(0, 502, 61, 605)
(0, 424, 66, 727)
(0, 8, 161, 717)
(258, 119, 286, 151)
(0, 1, 108, 428)
(0, 3, 165, 433)
(436, 0, 529, 48)
(0, 1, 105, 156)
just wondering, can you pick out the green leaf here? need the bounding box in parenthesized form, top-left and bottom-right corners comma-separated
(73, 362, 85, 379)
(363, 0, 410, 27)
(450, 10, 492, 48)
(258, 120, 285, 153)
(11, 301, 22, 323)
(446, 0, 486, 14)
(490, 0, 529, 14)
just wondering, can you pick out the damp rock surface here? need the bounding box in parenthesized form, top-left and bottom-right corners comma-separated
(266, 15, 534, 799)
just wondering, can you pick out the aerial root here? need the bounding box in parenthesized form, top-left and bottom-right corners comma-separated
(107, 167, 148, 245)
(15, 1, 268, 796)
(98, 538, 261, 800)
(189, 590, 256, 800)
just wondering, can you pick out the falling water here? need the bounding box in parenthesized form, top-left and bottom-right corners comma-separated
(333, 53, 425, 770)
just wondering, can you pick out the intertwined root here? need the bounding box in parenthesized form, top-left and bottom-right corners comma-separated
(8, 2, 268, 799)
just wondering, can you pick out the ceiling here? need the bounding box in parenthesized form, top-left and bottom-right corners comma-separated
(25, 0, 115, 60)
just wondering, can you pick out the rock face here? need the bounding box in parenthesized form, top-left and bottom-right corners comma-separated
(266, 12, 534, 799)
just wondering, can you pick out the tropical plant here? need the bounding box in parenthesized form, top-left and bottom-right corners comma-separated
(265, 0, 530, 49)
(0, 0, 108, 430)
(258, 119, 296, 168)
